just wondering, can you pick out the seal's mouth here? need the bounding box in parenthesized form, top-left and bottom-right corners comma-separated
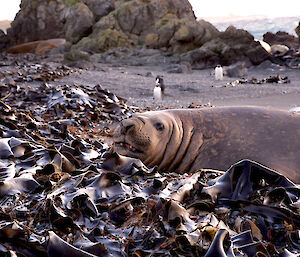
(114, 142, 143, 154)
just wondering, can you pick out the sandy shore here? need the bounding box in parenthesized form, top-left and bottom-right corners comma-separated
(57, 63, 300, 111)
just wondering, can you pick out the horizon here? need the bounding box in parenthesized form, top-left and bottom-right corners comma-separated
(1, 0, 300, 21)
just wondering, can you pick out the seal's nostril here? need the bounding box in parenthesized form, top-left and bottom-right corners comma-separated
(120, 120, 135, 134)
(125, 124, 135, 132)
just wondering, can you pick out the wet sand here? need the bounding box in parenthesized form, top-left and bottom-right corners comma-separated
(58, 63, 300, 111)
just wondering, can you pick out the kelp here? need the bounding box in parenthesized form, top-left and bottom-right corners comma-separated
(0, 55, 299, 256)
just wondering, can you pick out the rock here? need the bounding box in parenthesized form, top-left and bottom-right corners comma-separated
(263, 31, 299, 49)
(61, 3, 94, 44)
(246, 42, 270, 65)
(6, 0, 219, 60)
(0, 30, 9, 52)
(7, 0, 66, 45)
(76, 29, 133, 54)
(224, 62, 248, 78)
(90, 47, 179, 66)
(74, 0, 219, 54)
(64, 49, 91, 62)
(64, 49, 94, 69)
(181, 26, 270, 68)
(295, 22, 300, 44)
(163, 63, 192, 73)
(83, 0, 115, 22)
(251, 60, 283, 71)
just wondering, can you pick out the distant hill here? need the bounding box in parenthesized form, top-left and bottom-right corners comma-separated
(0, 20, 12, 32)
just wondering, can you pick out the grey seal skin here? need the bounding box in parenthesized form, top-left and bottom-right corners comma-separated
(113, 107, 300, 183)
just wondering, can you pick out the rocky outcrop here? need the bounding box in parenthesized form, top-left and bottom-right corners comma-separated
(83, 0, 115, 22)
(7, 0, 66, 45)
(181, 26, 270, 69)
(5, 0, 273, 68)
(263, 31, 299, 49)
(295, 22, 300, 44)
(0, 30, 9, 51)
(61, 2, 94, 44)
(72, 0, 219, 54)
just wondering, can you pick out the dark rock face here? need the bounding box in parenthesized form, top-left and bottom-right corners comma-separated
(83, 0, 115, 22)
(0, 30, 9, 51)
(61, 2, 94, 44)
(7, 0, 66, 45)
(263, 31, 299, 49)
(181, 26, 270, 69)
(5, 0, 273, 68)
(296, 22, 300, 44)
(73, 0, 219, 54)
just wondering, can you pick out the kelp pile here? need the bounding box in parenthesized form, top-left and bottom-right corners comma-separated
(225, 75, 290, 87)
(0, 53, 77, 83)
(0, 61, 299, 257)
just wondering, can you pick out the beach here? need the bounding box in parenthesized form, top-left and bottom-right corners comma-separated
(56, 62, 300, 111)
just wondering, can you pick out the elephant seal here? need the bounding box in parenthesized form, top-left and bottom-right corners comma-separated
(113, 107, 300, 183)
(6, 38, 66, 54)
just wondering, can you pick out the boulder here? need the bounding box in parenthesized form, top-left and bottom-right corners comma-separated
(295, 22, 300, 44)
(74, 0, 219, 54)
(61, 2, 94, 44)
(181, 26, 270, 69)
(83, 0, 115, 22)
(0, 30, 9, 52)
(163, 63, 192, 73)
(263, 31, 299, 49)
(224, 62, 248, 78)
(7, 0, 66, 45)
(7, 0, 219, 57)
(91, 47, 179, 66)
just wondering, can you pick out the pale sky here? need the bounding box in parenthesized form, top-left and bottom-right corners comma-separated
(0, 0, 299, 20)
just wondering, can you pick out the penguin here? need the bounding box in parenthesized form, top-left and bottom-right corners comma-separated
(215, 65, 223, 81)
(153, 84, 162, 100)
(154, 76, 165, 100)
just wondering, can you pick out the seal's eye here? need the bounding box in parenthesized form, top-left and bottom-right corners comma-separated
(154, 122, 164, 131)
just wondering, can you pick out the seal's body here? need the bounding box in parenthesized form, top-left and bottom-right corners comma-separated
(6, 38, 66, 54)
(113, 107, 300, 183)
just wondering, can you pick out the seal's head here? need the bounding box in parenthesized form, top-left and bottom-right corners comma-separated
(113, 111, 182, 167)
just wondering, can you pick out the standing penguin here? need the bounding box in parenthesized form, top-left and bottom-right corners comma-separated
(154, 76, 165, 100)
(215, 65, 223, 81)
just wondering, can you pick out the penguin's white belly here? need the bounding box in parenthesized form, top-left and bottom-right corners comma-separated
(153, 87, 162, 100)
(215, 67, 223, 81)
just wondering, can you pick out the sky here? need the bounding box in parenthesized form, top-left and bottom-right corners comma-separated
(0, 0, 300, 20)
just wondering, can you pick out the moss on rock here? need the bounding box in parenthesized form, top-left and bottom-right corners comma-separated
(66, 0, 83, 6)
(95, 29, 132, 52)
(145, 33, 159, 48)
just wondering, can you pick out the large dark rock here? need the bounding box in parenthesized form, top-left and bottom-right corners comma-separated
(7, 0, 66, 45)
(83, 0, 115, 22)
(263, 31, 299, 49)
(61, 2, 94, 44)
(295, 22, 300, 44)
(181, 26, 270, 69)
(0, 30, 9, 51)
(73, 0, 219, 54)
(6, 0, 271, 68)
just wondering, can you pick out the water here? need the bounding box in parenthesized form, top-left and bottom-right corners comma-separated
(205, 16, 299, 40)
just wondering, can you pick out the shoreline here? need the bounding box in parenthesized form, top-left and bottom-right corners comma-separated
(55, 62, 300, 111)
